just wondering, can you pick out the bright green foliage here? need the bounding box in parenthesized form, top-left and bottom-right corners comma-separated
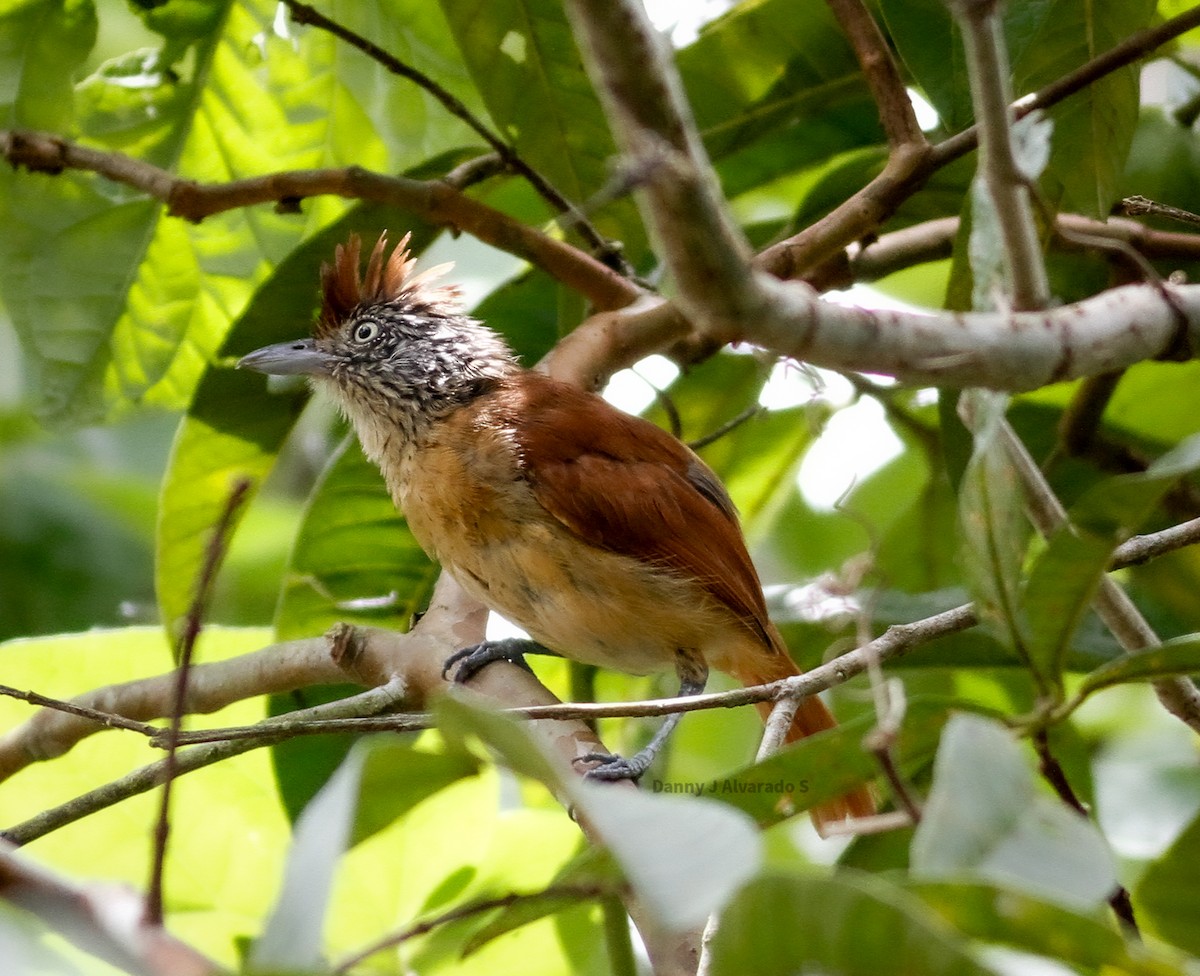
(4, 0, 1200, 973)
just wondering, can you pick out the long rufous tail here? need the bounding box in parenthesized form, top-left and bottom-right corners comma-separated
(730, 628, 875, 836)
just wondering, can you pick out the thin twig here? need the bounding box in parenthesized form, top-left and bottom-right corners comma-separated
(0, 685, 161, 737)
(281, 0, 621, 265)
(332, 884, 610, 973)
(949, 0, 1048, 311)
(2, 680, 407, 847)
(146, 478, 250, 927)
(1031, 730, 1139, 934)
(1118, 194, 1200, 229)
(688, 403, 764, 451)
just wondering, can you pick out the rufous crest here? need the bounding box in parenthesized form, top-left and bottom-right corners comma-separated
(316, 232, 459, 338)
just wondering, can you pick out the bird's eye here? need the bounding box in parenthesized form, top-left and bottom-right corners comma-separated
(352, 321, 380, 343)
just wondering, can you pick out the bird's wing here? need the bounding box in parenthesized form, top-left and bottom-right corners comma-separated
(505, 374, 775, 648)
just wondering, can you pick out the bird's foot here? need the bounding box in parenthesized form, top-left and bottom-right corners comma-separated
(575, 749, 655, 783)
(442, 638, 545, 683)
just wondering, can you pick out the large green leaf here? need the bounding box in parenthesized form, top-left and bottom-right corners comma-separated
(0, 626, 289, 968)
(701, 698, 948, 827)
(709, 871, 1000, 976)
(1137, 808, 1200, 956)
(678, 0, 871, 161)
(438, 0, 636, 247)
(956, 392, 1035, 679)
(0, 0, 476, 426)
(0, 0, 97, 132)
(911, 714, 1116, 909)
(1020, 0, 1156, 218)
(1022, 433, 1200, 688)
(1072, 635, 1200, 704)
(911, 881, 1186, 976)
(250, 737, 478, 972)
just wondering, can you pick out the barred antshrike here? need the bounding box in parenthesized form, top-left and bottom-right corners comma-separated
(239, 233, 873, 832)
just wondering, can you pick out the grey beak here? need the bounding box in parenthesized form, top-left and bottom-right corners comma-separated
(238, 338, 334, 377)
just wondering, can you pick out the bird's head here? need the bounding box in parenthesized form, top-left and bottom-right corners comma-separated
(239, 233, 517, 439)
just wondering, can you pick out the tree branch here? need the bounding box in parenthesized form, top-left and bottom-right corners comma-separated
(824, 0, 927, 149)
(761, 3, 1200, 279)
(0, 129, 640, 313)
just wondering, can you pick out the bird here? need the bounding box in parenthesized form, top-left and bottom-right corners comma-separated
(238, 232, 874, 832)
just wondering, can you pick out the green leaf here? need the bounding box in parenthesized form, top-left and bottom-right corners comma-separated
(709, 871, 1000, 976)
(957, 392, 1034, 676)
(1019, 432, 1200, 689)
(0, 626, 291, 967)
(251, 736, 479, 972)
(1025, 0, 1156, 217)
(0, 0, 97, 131)
(275, 435, 439, 641)
(464, 845, 620, 955)
(700, 699, 948, 827)
(251, 742, 366, 973)
(678, 0, 871, 161)
(1020, 526, 1113, 693)
(439, 0, 637, 247)
(0, 0, 477, 426)
(910, 881, 1184, 976)
(435, 693, 762, 932)
(351, 739, 481, 847)
(878, 0, 971, 131)
(1074, 634, 1200, 701)
(1137, 807, 1200, 956)
(911, 714, 1116, 909)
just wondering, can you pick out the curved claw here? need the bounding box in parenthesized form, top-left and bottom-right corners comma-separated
(441, 638, 538, 683)
(576, 751, 653, 782)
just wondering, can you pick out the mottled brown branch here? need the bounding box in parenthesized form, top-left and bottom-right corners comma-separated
(0, 129, 640, 313)
(824, 0, 927, 149)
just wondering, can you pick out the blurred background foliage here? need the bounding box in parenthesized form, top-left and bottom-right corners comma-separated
(5, 0, 1200, 974)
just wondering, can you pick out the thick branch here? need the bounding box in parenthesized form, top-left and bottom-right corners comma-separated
(751, 275, 1197, 390)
